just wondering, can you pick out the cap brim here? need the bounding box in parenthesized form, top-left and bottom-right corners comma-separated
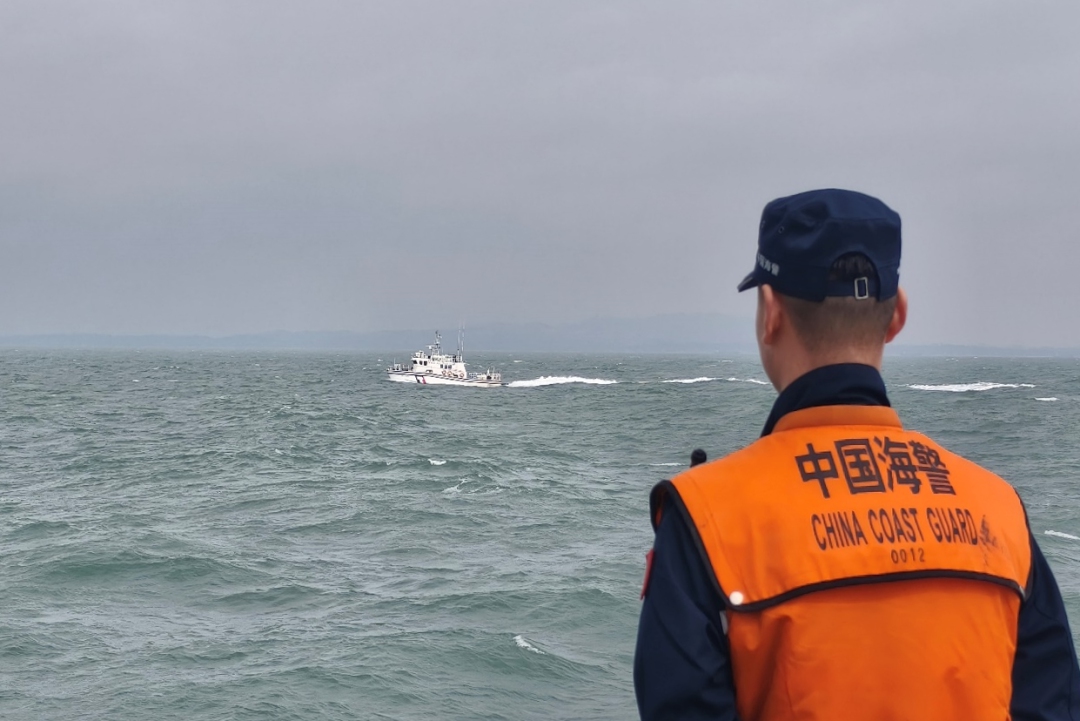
(737, 271, 760, 292)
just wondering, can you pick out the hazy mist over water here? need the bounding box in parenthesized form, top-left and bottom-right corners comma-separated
(3, 2, 1080, 346)
(2, 350, 1079, 719)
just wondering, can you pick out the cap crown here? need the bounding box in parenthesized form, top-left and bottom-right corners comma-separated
(739, 189, 901, 301)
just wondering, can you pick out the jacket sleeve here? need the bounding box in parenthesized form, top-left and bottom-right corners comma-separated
(1011, 534, 1080, 720)
(634, 500, 740, 721)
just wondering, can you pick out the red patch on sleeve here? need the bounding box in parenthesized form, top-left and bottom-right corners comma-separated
(640, 549, 655, 600)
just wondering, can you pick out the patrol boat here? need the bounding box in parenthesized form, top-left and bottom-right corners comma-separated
(386, 330, 503, 387)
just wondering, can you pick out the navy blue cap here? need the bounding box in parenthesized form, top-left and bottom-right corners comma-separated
(737, 189, 901, 301)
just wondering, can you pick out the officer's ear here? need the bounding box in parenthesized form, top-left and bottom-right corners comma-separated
(884, 287, 907, 344)
(758, 284, 784, 347)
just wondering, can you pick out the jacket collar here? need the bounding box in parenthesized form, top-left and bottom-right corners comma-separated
(773, 404, 903, 433)
(761, 363, 892, 436)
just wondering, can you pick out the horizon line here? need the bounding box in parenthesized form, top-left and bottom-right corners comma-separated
(0, 330, 1077, 357)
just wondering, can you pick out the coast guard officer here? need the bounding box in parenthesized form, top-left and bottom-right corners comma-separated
(635, 189, 1080, 720)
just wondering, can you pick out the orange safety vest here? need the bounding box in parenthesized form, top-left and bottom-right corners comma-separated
(654, 405, 1032, 721)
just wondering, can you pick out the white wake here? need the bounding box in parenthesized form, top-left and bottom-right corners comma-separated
(908, 382, 1036, 393)
(507, 376, 618, 388)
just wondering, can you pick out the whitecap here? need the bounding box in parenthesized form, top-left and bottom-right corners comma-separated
(513, 634, 545, 654)
(507, 376, 618, 388)
(649, 462, 682, 467)
(726, 377, 770, 386)
(429, 459, 447, 466)
(663, 377, 715, 384)
(1045, 530, 1080, 541)
(1036, 397, 1059, 402)
(908, 382, 1036, 393)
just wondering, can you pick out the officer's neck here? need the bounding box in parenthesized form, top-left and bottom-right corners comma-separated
(764, 341, 884, 394)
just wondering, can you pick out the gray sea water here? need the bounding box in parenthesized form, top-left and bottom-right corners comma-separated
(2, 350, 1079, 720)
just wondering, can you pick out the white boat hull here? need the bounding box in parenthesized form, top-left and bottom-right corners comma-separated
(387, 371, 503, 388)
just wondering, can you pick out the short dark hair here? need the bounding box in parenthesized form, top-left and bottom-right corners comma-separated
(780, 253, 897, 352)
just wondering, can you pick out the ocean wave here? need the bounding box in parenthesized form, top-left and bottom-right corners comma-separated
(663, 377, 715, 384)
(907, 382, 1037, 393)
(41, 550, 261, 585)
(649, 462, 682, 467)
(9, 519, 73, 539)
(1045, 530, 1080, 541)
(507, 376, 618, 388)
(211, 583, 327, 609)
(1036, 397, 1059, 402)
(428, 459, 447, 465)
(727, 377, 771, 385)
(513, 634, 546, 654)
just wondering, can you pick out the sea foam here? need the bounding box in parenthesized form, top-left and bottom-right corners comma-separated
(659, 376, 768, 386)
(507, 376, 618, 388)
(513, 635, 545, 654)
(1045, 530, 1080, 541)
(908, 382, 1036, 393)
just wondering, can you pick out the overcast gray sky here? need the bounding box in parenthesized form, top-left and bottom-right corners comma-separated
(2, 1, 1078, 346)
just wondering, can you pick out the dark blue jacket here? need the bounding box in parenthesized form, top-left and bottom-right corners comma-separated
(635, 364, 1080, 720)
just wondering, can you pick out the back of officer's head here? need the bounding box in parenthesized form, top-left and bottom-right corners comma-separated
(737, 189, 902, 354)
(781, 253, 898, 352)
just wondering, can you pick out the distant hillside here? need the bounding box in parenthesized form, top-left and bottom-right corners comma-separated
(0, 314, 757, 353)
(886, 344, 1080, 358)
(1, 317, 1077, 357)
